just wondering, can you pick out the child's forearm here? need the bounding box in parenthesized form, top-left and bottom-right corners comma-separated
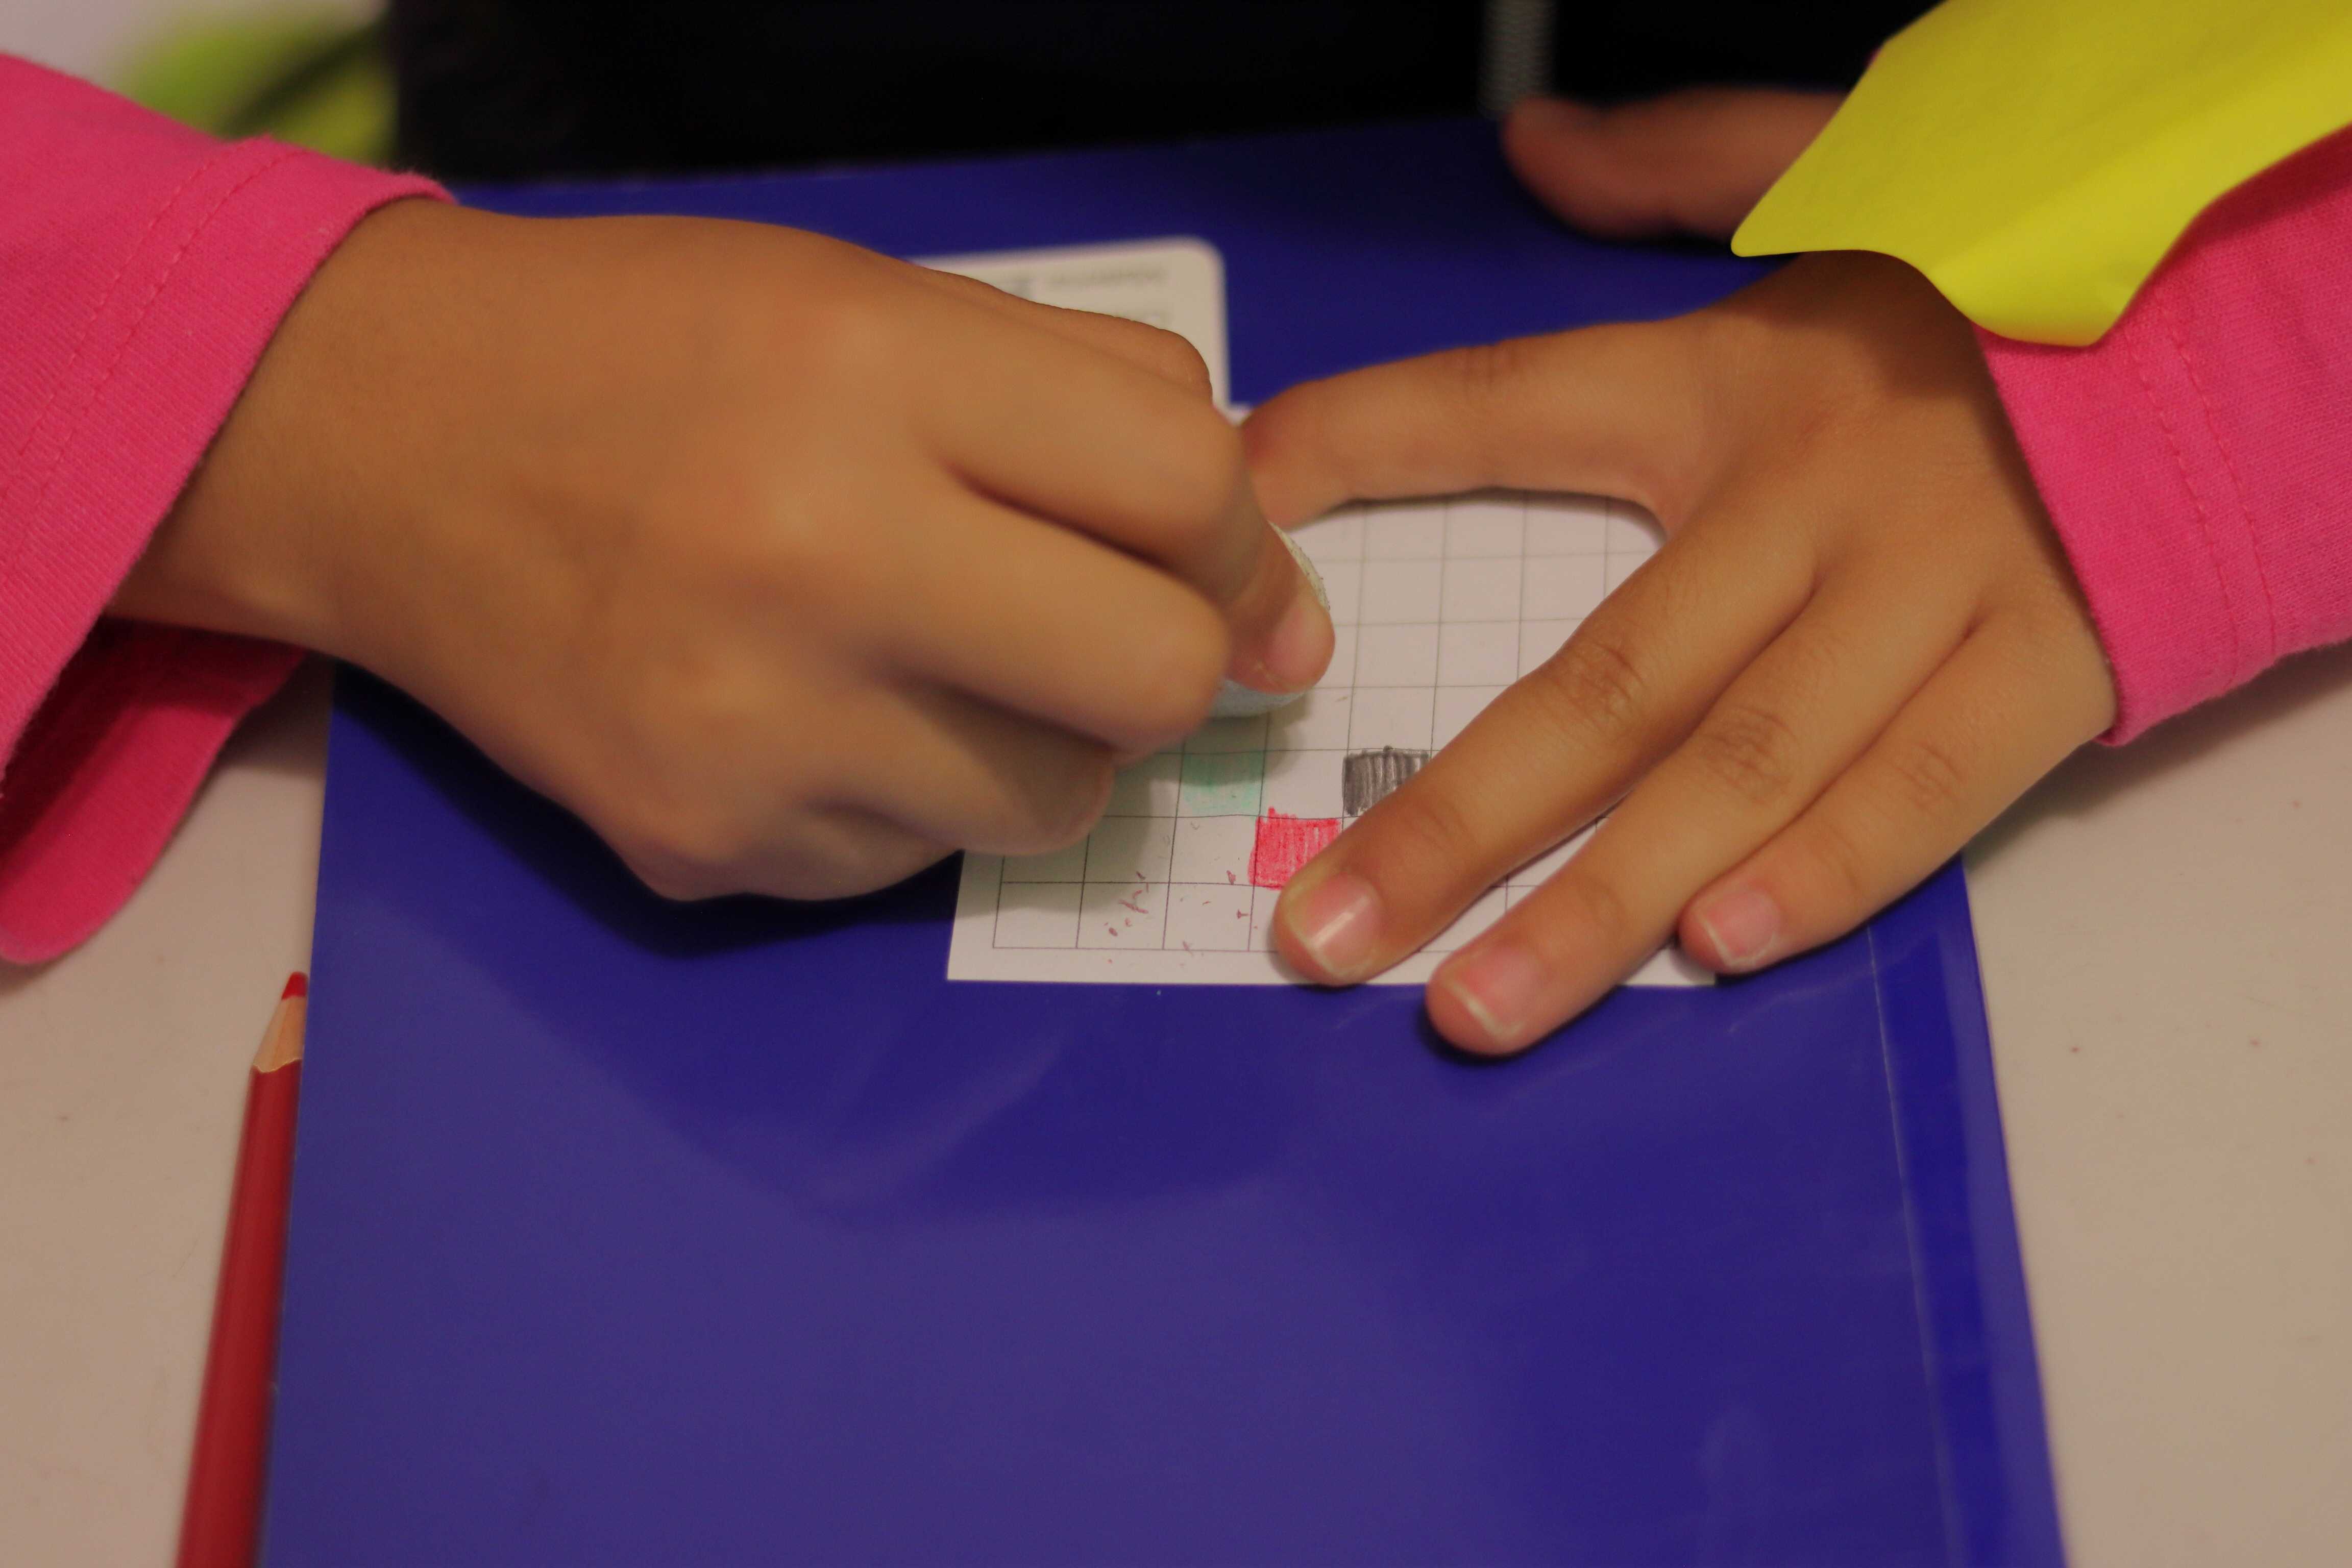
(7, 59, 1331, 963)
(0, 58, 443, 962)
(1981, 127, 2352, 742)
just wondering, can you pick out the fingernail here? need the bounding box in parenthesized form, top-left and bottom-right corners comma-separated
(1258, 584, 1334, 692)
(1693, 886, 1780, 970)
(1285, 872, 1380, 979)
(1246, 528, 1332, 693)
(1435, 942, 1549, 1052)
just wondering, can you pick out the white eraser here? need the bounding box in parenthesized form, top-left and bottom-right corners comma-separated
(1207, 678, 1304, 719)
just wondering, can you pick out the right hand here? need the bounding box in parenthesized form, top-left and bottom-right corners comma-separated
(115, 200, 1331, 899)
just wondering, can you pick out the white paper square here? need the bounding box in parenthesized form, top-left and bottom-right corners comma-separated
(1248, 884, 1284, 951)
(1360, 559, 1441, 624)
(1425, 887, 1508, 952)
(1444, 494, 1524, 557)
(1104, 753, 1181, 817)
(1629, 946, 1712, 984)
(1518, 618, 1579, 676)
(1002, 840, 1089, 883)
(1268, 687, 1353, 752)
(1434, 684, 1506, 748)
(1084, 815, 1176, 884)
(1439, 557, 1522, 623)
(1319, 625, 1358, 689)
(1506, 823, 1598, 888)
(1521, 553, 1607, 620)
(1354, 623, 1440, 688)
(1524, 493, 1609, 555)
(1363, 501, 1447, 559)
(1291, 505, 1362, 564)
(1261, 748, 1345, 820)
(1438, 622, 1520, 687)
(994, 881, 1083, 947)
(1169, 814, 1258, 885)
(1348, 686, 1435, 751)
(1164, 883, 1256, 951)
(1319, 560, 1363, 626)
(1607, 500, 1664, 553)
(1080, 880, 1169, 947)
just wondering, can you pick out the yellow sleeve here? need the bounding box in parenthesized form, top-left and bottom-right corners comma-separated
(1729, 0, 2352, 345)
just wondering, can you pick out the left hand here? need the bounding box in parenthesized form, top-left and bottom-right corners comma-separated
(1243, 251, 2117, 1054)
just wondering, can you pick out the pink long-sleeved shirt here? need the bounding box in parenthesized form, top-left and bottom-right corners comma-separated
(0, 62, 441, 961)
(1, 61, 2347, 962)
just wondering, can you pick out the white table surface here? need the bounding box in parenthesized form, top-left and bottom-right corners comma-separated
(5, 651, 2348, 1567)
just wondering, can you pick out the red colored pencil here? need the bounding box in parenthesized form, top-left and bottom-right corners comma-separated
(178, 972, 309, 1568)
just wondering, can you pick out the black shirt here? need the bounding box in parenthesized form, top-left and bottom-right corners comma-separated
(388, 0, 1932, 182)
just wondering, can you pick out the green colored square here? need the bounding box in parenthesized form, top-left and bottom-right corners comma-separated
(1179, 752, 1263, 817)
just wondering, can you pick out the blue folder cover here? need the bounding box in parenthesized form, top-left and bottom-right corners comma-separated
(265, 120, 2063, 1566)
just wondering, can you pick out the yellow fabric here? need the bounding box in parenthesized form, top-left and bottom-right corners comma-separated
(1730, 0, 2352, 345)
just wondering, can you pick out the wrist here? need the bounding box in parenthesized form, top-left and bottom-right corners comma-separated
(110, 197, 457, 656)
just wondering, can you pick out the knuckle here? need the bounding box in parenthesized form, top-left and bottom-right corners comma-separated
(836, 837, 952, 897)
(1688, 702, 1801, 808)
(1366, 782, 1487, 887)
(773, 829, 944, 900)
(627, 855, 721, 903)
(1531, 628, 1651, 747)
(618, 813, 753, 902)
(600, 760, 777, 900)
(1999, 596, 2108, 697)
(1882, 733, 1971, 819)
(1556, 869, 1632, 946)
(718, 812, 943, 901)
(1793, 816, 1873, 909)
(1447, 335, 1542, 411)
(651, 659, 774, 766)
(1135, 323, 1215, 397)
(1156, 410, 1251, 532)
(791, 282, 907, 384)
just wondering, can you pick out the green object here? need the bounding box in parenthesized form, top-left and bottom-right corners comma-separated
(1179, 753, 1263, 818)
(116, 10, 393, 164)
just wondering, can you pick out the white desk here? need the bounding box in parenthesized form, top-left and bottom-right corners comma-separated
(5, 652, 2348, 1566)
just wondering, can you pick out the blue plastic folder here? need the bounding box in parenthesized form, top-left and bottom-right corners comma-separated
(265, 121, 2064, 1566)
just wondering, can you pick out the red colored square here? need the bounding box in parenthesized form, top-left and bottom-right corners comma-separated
(1249, 811, 1341, 890)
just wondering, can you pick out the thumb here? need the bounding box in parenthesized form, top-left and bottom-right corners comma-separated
(1504, 88, 1843, 242)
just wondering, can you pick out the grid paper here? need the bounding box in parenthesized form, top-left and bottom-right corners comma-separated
(949, 492, 1709, 987)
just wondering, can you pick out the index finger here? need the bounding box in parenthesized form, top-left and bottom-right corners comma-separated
(1241, 317, 1717, 529)
(1271, 513, 1812, 984)
(917, 297, 1332, 695)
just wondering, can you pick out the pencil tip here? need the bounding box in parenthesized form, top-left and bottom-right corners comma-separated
(282, 972, 309, 1001)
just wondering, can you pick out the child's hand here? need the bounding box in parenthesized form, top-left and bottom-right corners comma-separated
(118, 200, 1330, 900)
(1246, 251, 2116, 1053)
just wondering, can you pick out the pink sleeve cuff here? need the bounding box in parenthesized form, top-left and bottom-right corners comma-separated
(0, 58, 446, 961)
(0, 629, 303, 962)
(1978, 128, 2352, 744)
